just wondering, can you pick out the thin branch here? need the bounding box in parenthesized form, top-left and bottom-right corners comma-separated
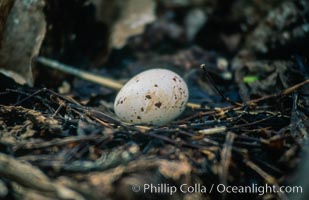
(36, 57, 123, 90)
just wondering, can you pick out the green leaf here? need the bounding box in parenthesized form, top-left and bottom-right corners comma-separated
(243, 75, 259, 83)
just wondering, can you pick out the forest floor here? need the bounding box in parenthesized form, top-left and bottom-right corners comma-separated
(0, 0, 309, 200)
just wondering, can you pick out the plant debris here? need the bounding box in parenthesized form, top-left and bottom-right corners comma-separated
(0, 0, 46, 86)
(0, 0, 309, 200)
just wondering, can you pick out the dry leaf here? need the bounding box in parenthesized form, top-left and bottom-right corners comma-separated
(0, 0, 14, 43)
(91, 0, 156, 49)
(111, 0, 156, 48)
(0, 0, 46, 86)
(185, 8, 207, 41)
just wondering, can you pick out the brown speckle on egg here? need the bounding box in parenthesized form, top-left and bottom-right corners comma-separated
(145, 95, 152, 99)
(155, 102, 162, 108)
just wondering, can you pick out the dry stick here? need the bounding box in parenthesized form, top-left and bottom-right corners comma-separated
(200, 64, 241, 106)
(36, 57, 123, 90)
(198, 126, 227, 135)
(0, 153, 84, 200)
(14, 135, 109, 150)
(219, 132, 236, 200)
(36, 56, 201, 109)
(180, 79, 309, 122)
(201, 64, 309, 106)
(250, 79, 309, 103)
(245, 159, 289, 200)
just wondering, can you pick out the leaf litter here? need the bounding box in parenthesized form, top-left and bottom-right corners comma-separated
(0, 0, 309, 200)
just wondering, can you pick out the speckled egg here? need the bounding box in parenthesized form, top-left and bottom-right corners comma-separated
(114, 68, 189, 125)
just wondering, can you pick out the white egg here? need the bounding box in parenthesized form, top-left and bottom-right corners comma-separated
(114, 68, 189, 125)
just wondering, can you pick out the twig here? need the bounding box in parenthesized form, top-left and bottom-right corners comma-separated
(248, 79, 309, 105)
(36, 57, 123, 90)
(0, 153, 84, 200)
(198, 126, 227, 135)
(14, 135, 109, 150)
(180, 79, 309, 121)
(219, 132, 236, 199)
(245, 159, 289, 200)
(200, 64, 241, 106)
